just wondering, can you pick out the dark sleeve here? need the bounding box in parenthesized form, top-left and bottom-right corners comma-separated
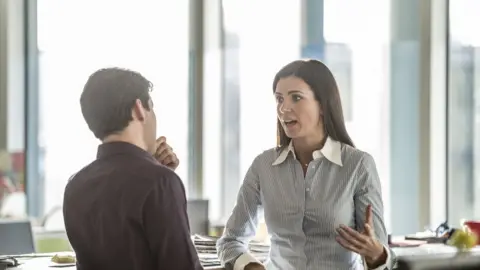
(143, 171, 203, 270)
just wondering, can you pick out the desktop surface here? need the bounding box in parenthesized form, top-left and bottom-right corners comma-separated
(396, 252, 480, 270)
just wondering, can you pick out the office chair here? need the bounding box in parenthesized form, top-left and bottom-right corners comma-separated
(0, 219, 35, 256)
(187, 199, 209, 236)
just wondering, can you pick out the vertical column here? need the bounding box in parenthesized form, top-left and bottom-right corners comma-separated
(301, 0, 324, 60)
(0, 0, 7, 150)
(24, 0, 42, 218)
(188, 0, 204, 198)
(474, 48, 480, 217)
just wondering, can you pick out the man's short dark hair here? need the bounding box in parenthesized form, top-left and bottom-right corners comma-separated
(80, 67, 153, 140)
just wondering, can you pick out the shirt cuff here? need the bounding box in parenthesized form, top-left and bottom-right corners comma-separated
(234, 253, 262, 270)
(363, 245, 392, 270)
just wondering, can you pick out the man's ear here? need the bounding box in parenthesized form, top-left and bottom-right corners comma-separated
(132, 99, 146, 122)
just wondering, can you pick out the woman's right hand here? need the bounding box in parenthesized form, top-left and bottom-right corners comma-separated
(245, 262, 265, 270)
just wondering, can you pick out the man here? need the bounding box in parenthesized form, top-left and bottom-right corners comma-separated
(63, 67, 203, 270)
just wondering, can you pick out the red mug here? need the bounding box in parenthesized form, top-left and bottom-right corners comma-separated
(463, 220, 480, 245)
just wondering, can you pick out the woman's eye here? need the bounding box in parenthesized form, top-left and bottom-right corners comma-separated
(292, 94, 302, 102)
(276, 96, 284, 103)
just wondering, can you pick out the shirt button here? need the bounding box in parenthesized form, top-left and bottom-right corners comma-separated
(306, 188, 310, 192)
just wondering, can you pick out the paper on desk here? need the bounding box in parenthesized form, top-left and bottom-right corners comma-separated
(49, 263, 76, 268)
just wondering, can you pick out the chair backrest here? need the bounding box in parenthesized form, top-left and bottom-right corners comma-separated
(186, 199, 209, 236)
(0, 219, 35, 256)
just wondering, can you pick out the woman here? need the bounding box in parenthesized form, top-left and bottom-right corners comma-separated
(216, 59, 395, 270)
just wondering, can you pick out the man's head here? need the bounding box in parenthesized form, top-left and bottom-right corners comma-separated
(80, 67, 157, 153)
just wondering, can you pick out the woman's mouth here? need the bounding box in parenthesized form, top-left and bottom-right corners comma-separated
(284, 120, 298, 127)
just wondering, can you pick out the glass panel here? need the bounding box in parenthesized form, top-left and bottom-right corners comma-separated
(37, 0, 190, 229)
(448, 0, 480, 223)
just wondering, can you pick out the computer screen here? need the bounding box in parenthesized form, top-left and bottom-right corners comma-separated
(0, 219, 35, 256)
(187, 199, 209, 236)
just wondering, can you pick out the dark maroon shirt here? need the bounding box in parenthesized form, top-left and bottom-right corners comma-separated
(63, 142, 202, 270)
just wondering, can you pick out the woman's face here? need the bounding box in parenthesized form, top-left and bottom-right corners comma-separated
(275, 76, 323, 140)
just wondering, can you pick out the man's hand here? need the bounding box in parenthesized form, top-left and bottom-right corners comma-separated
(244, 262, 265, 270)
(154, 136, 179, 170)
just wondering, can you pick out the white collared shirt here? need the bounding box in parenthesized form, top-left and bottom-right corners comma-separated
(271, 136, 343, 166)
(217, 137, 394, 270)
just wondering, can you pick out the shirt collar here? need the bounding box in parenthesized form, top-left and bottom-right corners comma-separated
(97, 141, 155, 161)
(272, 137, 343, 166)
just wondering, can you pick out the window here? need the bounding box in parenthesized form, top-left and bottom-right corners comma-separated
(448, 0, 480, 223)
(207, 0, 392, 229)
(37, 0, 190, 226)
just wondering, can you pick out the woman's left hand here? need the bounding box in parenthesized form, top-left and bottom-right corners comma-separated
(335, 205, 386, 267)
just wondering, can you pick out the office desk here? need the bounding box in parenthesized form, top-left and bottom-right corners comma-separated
(8, 256, 225, 270)
(7, 244, 480, 270)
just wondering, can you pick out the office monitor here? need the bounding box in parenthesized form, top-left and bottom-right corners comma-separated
(0, 219, 35, 256)
(187, 199, 209, 236)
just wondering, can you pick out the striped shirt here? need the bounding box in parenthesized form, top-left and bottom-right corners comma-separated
(216, 137, 395, 270)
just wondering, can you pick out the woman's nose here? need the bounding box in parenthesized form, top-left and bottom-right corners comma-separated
(279, 102, 292, 114)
